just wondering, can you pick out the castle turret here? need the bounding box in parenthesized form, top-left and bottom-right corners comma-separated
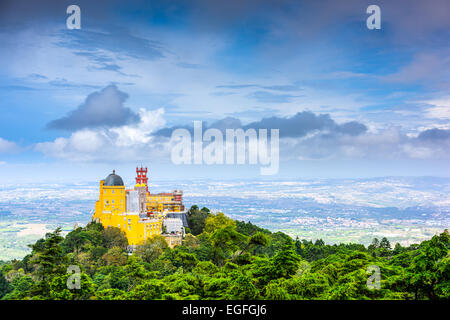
(173, 190, 182, 201)
(135, 166, 149, 192)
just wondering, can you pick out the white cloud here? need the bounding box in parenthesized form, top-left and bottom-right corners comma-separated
(0, 137, 19, 153)
(280, 126, 450, 161)
(110, 108, 165, 146)
(422, 96, 450, 120)
(35, 107, 450, 165)
(35, 108, 167, 161)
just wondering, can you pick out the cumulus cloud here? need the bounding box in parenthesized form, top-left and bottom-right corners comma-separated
(46, 85, 140, 131)
(36, 108, 167, 161)
(150, 111, 450, 162)
(31, 83, 450, 165)
(35, 113, 450, 164)
(155, 111, 367, 138)
(244, 112, 367, 137)
(418, 128, 450, 141)
(280, 125, 450, 161)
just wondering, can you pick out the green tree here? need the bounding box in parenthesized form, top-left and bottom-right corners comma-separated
(164, 249, 198, 271)
(102, 227, 128, 250)
(102, 247, 128, 266)
(135, 235, 169, 263)
(270, 239, 301, 279)
(286, 272, 330, 299)
(127, 279, 165, 300)
(210, 226, 246, 266)
(226, 274, 259, 299)
(407, 231, 449, 299)
(234, 231, 269, 262)
(63, 228, 90, 254)
(187, 206, 210, 235)
(0, 271, 12, 299)
(49, 272, 95, 300)
(380, 237, 391, 250)
(1, 275, 33, 300)
(264, 280, 290, 299)
(368, 238, 379, 253)
(29, 228, 66, 296)
(204, 212, 236, 234)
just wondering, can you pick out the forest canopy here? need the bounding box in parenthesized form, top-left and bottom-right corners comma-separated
(0, 205, 448, 300)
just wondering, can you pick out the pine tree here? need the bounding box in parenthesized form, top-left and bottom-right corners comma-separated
(29, 228, 66, 296)
(0, 271, 12, 299)
(270, 239, 301, 279)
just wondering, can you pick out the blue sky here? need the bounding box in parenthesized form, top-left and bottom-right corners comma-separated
(0, 0, 449, 182)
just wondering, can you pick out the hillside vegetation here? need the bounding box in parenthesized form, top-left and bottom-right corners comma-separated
(0, 205, 448, 300)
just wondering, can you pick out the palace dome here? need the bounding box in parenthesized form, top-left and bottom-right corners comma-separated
(104, 170, 124, 186)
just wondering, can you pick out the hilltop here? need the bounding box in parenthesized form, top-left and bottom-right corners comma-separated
(0, 205, 449, 300)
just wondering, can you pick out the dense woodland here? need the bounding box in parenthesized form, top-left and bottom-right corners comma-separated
(0, 205, 448, 300)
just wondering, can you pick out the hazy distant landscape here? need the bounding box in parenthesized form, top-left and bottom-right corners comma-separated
(0, 176, 449, 261)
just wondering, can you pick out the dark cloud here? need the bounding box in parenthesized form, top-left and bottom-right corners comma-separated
(209, 117, 243, 131)
(154, 125, 193, 138)
(418, 128, 450, 141)
(243, 112, 334, 137)
(243, 112, 367, 137)
(335, 121, 368, 136)
(154, 111, 367, 138)
(46, 85, 140, 131)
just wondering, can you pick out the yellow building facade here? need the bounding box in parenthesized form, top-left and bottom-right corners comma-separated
(92, 168, 184, 246)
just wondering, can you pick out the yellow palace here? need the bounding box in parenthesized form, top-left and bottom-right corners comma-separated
(92, 167, 185, 245)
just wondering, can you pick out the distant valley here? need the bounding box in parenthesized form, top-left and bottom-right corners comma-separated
(0, 176, 448, 261)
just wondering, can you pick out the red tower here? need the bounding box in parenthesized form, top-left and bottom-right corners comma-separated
(135, 166, 149, 192)
(173, 189, 183, 202)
